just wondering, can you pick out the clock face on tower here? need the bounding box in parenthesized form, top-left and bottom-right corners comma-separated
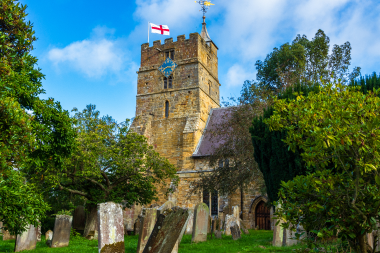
(158, 58, 178, 78)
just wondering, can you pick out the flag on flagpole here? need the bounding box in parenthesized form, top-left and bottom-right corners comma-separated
(150, 23, 170, 35)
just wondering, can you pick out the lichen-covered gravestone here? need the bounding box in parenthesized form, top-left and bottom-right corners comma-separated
(230, 222, 241, 241)
(137, 208, 158, 253)
(50, 215, 73, 248)
(15, 224, 37, 252)
(192, 203, 209, 243)
(97, 202, 124, 253)
(142, 207, 189, 253)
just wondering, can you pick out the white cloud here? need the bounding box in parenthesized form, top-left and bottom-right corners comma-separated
(47, 27, 129, 78)
(225, 64, 254, 87)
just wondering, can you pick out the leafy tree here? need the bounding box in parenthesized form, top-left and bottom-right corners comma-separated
(0, 0, 75, 236)
(266, 83, 380, 253)
(31, 105, 178, 237)
(255, 29, 360, 91)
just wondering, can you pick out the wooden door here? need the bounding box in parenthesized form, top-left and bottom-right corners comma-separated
(255, 201, 271, 230)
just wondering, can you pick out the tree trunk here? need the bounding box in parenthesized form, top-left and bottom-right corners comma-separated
(83, 205, 98, 238)
(358, 233, 368, 253)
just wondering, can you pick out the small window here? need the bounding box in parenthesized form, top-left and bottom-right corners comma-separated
(165, 50, 175, 60)
(164, 76, 173, 89)
(165, 101, 169, 118)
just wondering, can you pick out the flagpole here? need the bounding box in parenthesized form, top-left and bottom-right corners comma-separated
(148, 21, 150, 44)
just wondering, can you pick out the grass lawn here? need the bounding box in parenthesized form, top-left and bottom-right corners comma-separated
(0, 230, 302, 253)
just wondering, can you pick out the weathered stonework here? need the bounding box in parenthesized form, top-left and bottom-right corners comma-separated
(51, 215, 72, 248)
(137, 208, 158, 253)
(192, 203, 209, 243)
(97, 202, 124, 253)
(15, 224, 37, 252)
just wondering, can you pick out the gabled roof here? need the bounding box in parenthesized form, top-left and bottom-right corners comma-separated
(192, 107, 233, 157)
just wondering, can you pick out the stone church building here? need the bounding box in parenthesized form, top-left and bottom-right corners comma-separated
(130, 19, 272, 230)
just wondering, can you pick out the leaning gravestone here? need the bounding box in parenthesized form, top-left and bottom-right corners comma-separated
(185, 209, 194, 235)
(97, 202, 124, 253)
(123, 207, 135, 234)
(2, 230, 16, 240)
(142, 207, 189, 253)
(192, 203, 209, 243)
(230, 222, 241, 241)
(137, 208, 157, 253)
(50, 215, 73, 248)
(15, 224, 37, 252)
(45, 230, 53, 247)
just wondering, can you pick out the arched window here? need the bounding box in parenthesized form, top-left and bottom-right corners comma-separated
(165, 101, 169, 118)
(164, 76, 173, 89)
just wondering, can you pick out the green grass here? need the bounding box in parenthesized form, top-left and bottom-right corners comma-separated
(0, 230, 302, 253)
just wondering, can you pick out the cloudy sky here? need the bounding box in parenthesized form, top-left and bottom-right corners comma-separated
(21, 0, 380, 123)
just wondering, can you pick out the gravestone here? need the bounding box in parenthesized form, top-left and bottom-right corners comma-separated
(134, 216, 142, 235)
(177, 209, 192, 245)
(50, 215, 73, 248)
(239, 219, 249, 234)
(72, 206, 86, 231)
(45, 230, 53, 246)
(214, 230, 222, 239)
(232, 205, 239, 219)
(225, 215, 239, 236)
(137, 208, 157, 253)
(192, 203, 209, 243)
(15, 224, 37, 252)
(97, 202, 124, 253)
(142, 207, 189, 253)
(123, 207, 135, 234)
(156, 201, 175, 216)
(36, 225, 41, 241)
(230, 222, 241, 240)
(185, 209, 194, 235)
(85, 230, 98, 240)
(2, 230, 16, 240)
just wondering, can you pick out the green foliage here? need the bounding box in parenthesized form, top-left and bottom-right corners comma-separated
(250, 84, 320, 202)
(0, 170, 49, 235)
(33, 105, 178, 207)
(350, 72, 380, 94)
(266, 83, 380, 252)
(0, 0, 75, 236)
(70, 228, 84, 241)
(54, 210, 73, 216)
(255, 29, 360, 91)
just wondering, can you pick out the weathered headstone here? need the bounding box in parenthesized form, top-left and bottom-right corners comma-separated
(185, 209, 194, 235)
(45, 230, 53, 247)
(2, 230, 16, 240)
(137, 208, 157, 253)
(142, 207, 189, 253)
(232, 205, 239, 219)
(214, 230, 222, 239)
(50, 215, 73, 248)
(156, 201, 175, 216)
(73, 205, 86, 231)
(272, 217, 283, 247)
(230, 222, 241, 240)
(134, 216, 142, 235)
(225, 215, 239, 236)
(15, 224, 37, 252)
(177, 209, 192, 246)
(36, 225, 41, 241)
(192, 203, 209, 243)
(97, 202, 124, 253)
(123, 207, 135, 234)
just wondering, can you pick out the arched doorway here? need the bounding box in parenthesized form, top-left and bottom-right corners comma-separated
(255, 201, 271, 230)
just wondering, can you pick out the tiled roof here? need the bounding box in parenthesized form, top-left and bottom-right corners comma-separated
(192, 107, 233, 157)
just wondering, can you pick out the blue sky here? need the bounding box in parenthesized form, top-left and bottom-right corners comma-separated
(21, 0, 380, 123)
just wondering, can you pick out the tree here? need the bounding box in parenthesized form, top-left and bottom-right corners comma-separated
(265, 83, 380, 253)
(255, 29, 360, 91)
(31, 105, 178, 236)
(0, 0, 75, 236)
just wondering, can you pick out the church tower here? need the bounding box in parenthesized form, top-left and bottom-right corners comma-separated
(131, 19, 220, 206)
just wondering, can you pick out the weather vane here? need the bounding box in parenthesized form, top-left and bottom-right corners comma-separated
(195, 1, 215, 17)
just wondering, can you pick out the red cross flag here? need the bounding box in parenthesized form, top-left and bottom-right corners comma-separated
(150, 23, 170, 35)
